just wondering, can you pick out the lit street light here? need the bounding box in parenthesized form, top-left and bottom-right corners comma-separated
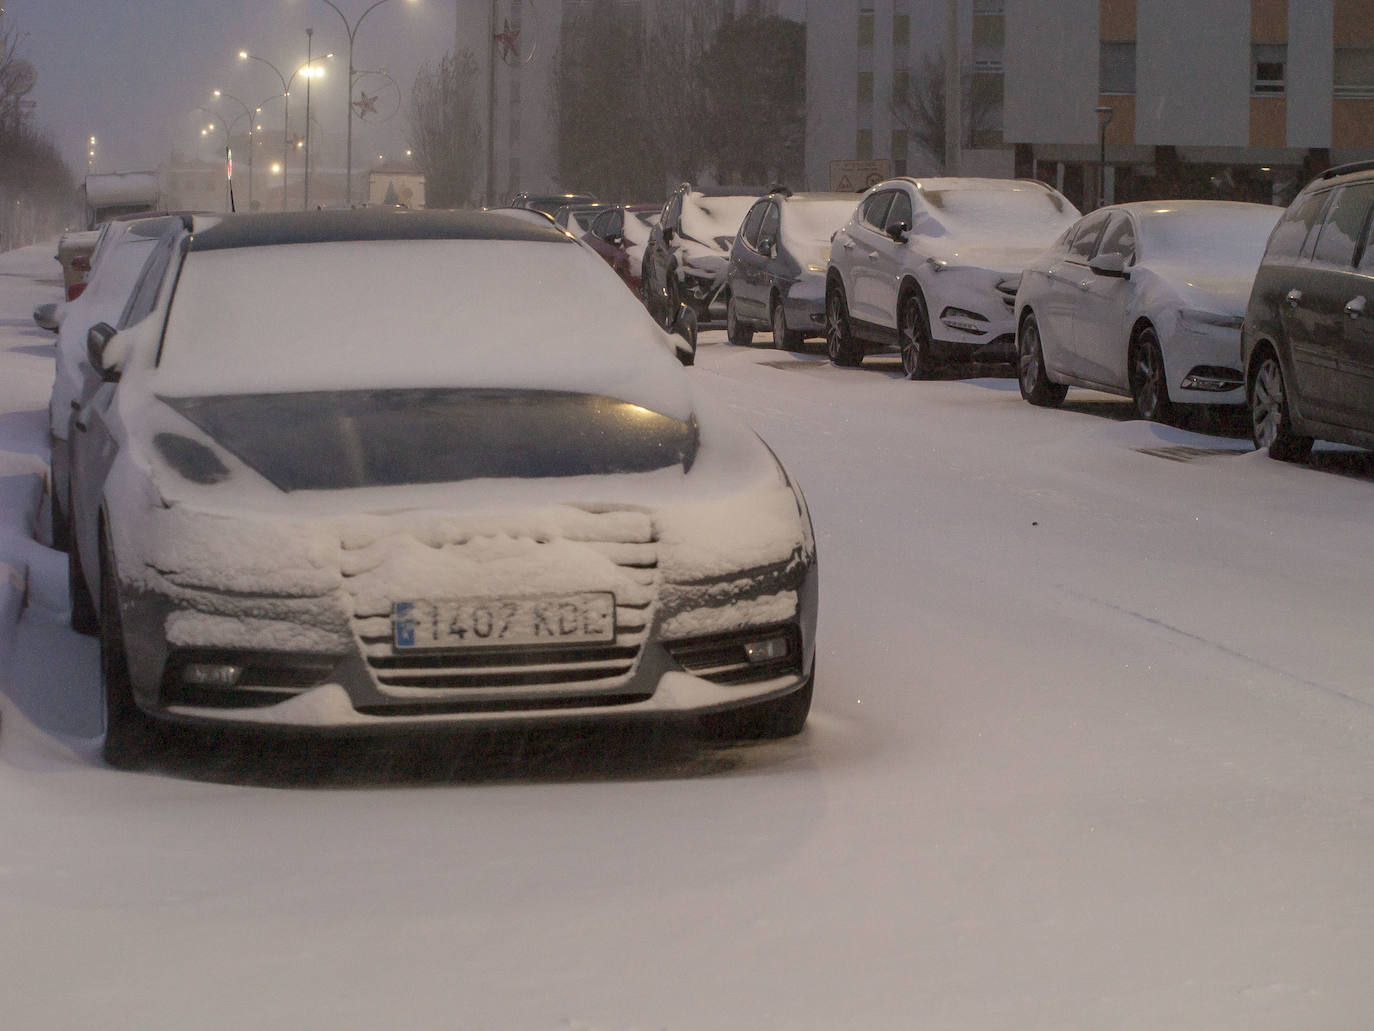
(317, 0, 418, 207)
(239, 44, 333, 210)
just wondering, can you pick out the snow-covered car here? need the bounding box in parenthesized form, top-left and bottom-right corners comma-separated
(66, 210, 817, 767)
(508, 191, 597, 215)
(641, 184, 768, 328)
(825, 177, 1079, 375)
(583, 203, 660, 295)
(49, 214, 203, 551)
(725, 191, 858, 349)
(1015, 200, 1282, 421)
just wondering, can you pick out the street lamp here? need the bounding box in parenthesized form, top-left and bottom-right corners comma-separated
(318, 0, 418, 207)
(239, 45, 334, 210)
(1096, 105, 1115, 210)
(212, 89, 256, 209)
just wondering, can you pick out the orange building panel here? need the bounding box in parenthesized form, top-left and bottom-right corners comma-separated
(1251, 0, 1288, 42)
(1333, 98, 1374, 147)
(1335, 0, 1374, 45)
(1249, 97, 1286, 147)
(1099, 0, 1136, 41)
(1098, 95, 1136, 146)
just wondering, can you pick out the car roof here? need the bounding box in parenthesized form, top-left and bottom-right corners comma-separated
(189, 209, 572, 252)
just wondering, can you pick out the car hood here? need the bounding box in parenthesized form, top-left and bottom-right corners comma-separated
(932, 239, 1053, 275)
(1147, 261, 1258, 315)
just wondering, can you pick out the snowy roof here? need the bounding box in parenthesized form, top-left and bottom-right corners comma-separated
(190, 209, 569, 252)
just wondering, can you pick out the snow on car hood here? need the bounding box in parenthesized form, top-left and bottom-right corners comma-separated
(153, 238, 692, 420)
(933, 240, 1056, 275)
(680, 193, 761, 254)
(1147, 262, 1257, 316)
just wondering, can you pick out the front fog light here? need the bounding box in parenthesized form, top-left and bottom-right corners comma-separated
(182, 663, 244, 686)
(743, 636, 790, 663)
(939, 306, 991, 334)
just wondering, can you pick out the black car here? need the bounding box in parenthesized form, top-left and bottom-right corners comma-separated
(508, 191, 598, 216)
(641, 183, 768, 328)
(1243, 160, 1374, 460)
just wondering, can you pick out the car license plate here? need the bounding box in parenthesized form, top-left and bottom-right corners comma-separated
(393, 593, 616, 650)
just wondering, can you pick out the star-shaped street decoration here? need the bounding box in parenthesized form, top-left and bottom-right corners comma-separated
(495, 18, 520, 62)
(352, 91, 379, 119)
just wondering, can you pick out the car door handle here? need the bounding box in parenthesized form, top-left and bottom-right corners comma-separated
(1285, 288, 1303, 308)
(866, 251, 879, 262)
(1345, 296, 1368, 318)
(73, 414, 88, 432)
(841, 240, 855, 251)
(1046, 268, 1057, 280)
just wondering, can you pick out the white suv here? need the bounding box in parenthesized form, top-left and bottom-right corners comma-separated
(824, 177, 1079, 376)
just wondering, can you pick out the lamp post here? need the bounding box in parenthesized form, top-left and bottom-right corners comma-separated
(305, 28, 315, 209)
(317, 0, 417, 207)
(1096, 105, 1115, 210)
(237, 51, 293, 209)
(212, 89, 255, 209)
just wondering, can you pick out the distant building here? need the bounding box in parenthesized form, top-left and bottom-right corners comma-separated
(368, 162, 426, 207)
(158, 157, 229, 213)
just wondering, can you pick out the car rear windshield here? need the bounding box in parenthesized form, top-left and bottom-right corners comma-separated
(161, 389, 698, 491)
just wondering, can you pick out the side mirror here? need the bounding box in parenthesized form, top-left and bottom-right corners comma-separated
(662, 224, 675, 244)
(71, 255, 92, 272)
(87, 322, 121, 382)
(671, 304, 697, 364)
(758, 236, 777, 258)
(886, 221, 911, 243)
(1089, 252, 1129, 278)
(32, 302, 60, 333)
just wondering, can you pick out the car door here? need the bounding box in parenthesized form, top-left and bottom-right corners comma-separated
(1072, 211, 1137, 389)
(847, 189, 897, 325)
(730, 200, 771, 321)
(1292, 183, 1374, 420)
(870, 189, 914, 331)
(1040, 210, 1109, 380)
(1334, 195, 1374, 432)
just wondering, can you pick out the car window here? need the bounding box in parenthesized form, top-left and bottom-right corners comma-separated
(1312, 183, 1374, 268)
(1266, 189, 1330, 261)
(589, 209, 615, 238)
(1067, 211, 1110, 260)
(885, 191, 913, 231)
(740, 201, 768, 248)
(119, 235, 177, 328)
(860, 190, 896, 230)
(757, 203, 781, 252)
(663, 191, 683, 228)
(1096, 212, 1136, 263)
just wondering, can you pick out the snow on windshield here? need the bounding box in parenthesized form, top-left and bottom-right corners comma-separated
(781, 197, 859, 268)
(681, 193, 760, 251)
(154, 239, 690, 418)
(1137, 204, 1282, 266)
(918, 181, 1079, 244)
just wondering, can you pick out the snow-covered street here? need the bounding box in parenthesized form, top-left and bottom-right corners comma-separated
(3, 240, 1374, 1029)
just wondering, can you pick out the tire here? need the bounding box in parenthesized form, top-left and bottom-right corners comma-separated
(1129, 327, 1175, 423)
(99, 538, 160, 769)
(68, 541, 98, 635)
(698, 670, 813, 741)
(899, 290, 938, 380)
(1249, 349, 1314, 462)
(726, 294, 753, 346)
(771, 295, 805, 350)
(826, 284, 863, 367)
(1017, 311, 1068, 407)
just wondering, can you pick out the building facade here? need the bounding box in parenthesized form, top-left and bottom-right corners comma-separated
(1004, 0, 1374, 211)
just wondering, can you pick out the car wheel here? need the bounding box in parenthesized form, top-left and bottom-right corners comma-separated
(68, 539, 98, 635)
(1017, 311, 1068, 407)
(99, 537, 160, 769)
(1129, 327, 1175, 423)
(726, 294, 753, 346)
(826, 284, 863, 367)
(698, 669, 813, 741)
(771, 295, 805, 350)
(1250, 349, 1314, 462)
(899, 291, 938, 380)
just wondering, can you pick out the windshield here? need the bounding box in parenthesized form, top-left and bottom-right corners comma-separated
(918, 184, 1079, 244)
(680, 193, 763, 253)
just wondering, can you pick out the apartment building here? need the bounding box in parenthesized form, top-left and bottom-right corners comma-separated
(1004, 0, 1374, 211)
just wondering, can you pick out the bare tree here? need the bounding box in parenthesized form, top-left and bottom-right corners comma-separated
(892, 52, 1001, 173)
(407, 49, 483, 208)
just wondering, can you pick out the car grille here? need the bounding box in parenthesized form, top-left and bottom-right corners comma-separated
(342, 511, 657, 697)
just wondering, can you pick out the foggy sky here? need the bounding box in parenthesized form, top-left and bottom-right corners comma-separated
(5, 0, 457, 176)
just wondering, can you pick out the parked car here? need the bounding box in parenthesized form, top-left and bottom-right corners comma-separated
(67, 209, 816, 767)
(1243, 160, 1374, 460)
(825, 177, 1079, 374)
(56, 229, 100, 301)
(508, 191, 598, 216)
(49, 214, 205, 552)
(554, 202, 610, 233)
(1015, 200, 1282, 420)
(642, 183, 768, 328)
(725, 191, 858, 349)
(582, 203, 660, 294)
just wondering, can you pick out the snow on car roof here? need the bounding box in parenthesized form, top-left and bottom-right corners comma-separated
(189, 209, 572, 252)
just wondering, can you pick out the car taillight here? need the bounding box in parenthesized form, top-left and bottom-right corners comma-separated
(66, 282, 87, 302)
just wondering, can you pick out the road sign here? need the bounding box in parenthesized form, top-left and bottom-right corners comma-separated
(830, 159, 892, 193)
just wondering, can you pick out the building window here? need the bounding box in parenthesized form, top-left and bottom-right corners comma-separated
(1252, 44, 1286, 96)
(1335, 47, 1374, 98)
(858, 7, 874, 48)
(891, 130, 908, 176)
(1100, 41, 1136, 95)
(857, 72, 874, 104)
(893, 13, 909, 48)
(893, 70, 910, 99)
(856, 129, 873, 160)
